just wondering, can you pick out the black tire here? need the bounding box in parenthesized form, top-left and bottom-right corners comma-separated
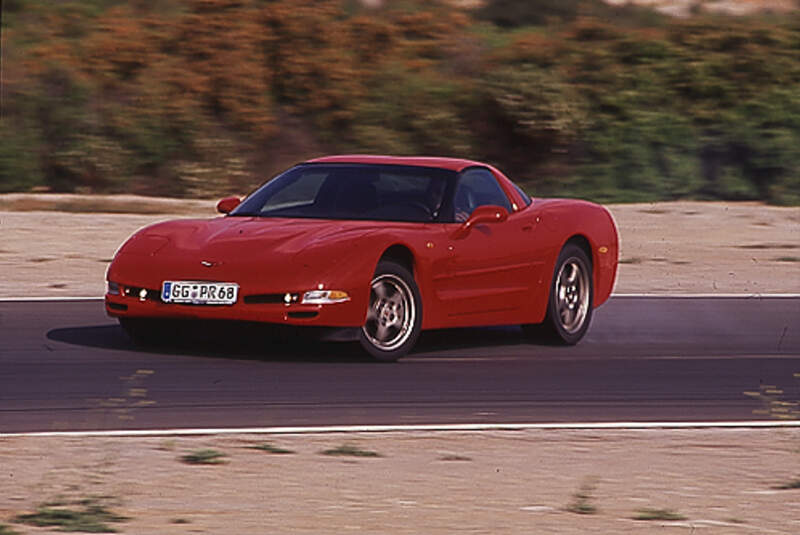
(119, 317, 167, 346)
(359, 260, 422, 362)
(523, 243, 593, 345)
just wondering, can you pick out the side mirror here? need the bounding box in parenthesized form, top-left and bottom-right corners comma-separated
(216, 196, 241, 214)
(452, 205, 509, 239)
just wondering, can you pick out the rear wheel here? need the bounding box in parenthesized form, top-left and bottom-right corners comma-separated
(524, 243, 593, 345)
(359, 260, 422, 362)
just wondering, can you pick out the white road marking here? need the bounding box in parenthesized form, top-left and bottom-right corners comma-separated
(2, 420, 798, 438)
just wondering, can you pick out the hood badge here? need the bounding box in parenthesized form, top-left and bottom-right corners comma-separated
(200, 260, 218, 268)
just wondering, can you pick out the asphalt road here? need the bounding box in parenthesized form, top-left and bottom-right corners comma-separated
(1, 297, 798, 433)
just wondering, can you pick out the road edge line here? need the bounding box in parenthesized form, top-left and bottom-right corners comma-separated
(2, 421, 799, 438)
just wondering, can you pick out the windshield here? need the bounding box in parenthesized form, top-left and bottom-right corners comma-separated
(231, 163, 455, 223)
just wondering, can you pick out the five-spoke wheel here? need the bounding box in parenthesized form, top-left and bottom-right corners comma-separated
(359, 260, 422, 361)
(524, 243, 593, 345)
(554, 256, 590, 335)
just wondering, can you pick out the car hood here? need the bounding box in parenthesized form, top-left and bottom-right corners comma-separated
(121, 216, 378, 257)
(109, 216, 389, 292)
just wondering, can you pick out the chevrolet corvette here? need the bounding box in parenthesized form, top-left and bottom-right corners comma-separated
(106, 155, 618, 361)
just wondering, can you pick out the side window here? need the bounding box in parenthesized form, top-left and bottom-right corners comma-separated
(452, 168, 512, 222)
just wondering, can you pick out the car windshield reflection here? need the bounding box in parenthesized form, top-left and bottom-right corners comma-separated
(231, 163, 455, 223)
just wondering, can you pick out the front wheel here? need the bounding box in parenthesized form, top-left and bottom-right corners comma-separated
(523, 243, 593, 345)
(359, 260, 422, 362)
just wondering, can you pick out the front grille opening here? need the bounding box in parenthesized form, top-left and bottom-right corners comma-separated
(288, 311, 319, 319)
(244, 293, 286, 305)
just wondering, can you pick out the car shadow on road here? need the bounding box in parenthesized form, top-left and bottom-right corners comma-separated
(46, 322, 370, 362)
(46, 320, 544, 362)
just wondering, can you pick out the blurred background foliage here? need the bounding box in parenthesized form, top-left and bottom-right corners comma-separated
(1, 0, 799, 204)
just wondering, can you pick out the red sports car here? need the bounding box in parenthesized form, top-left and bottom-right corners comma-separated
(106, 155, 618, 361)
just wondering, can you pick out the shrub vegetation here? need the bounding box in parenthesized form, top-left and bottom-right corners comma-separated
(2, 0, 798, 204)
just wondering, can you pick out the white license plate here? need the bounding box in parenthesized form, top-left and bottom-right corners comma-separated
(162, 281, 238, 305)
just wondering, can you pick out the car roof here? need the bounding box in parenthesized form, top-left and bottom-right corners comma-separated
(306, 154, 488, 172)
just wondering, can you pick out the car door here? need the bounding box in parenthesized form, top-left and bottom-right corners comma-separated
(434, 167, 534, 322)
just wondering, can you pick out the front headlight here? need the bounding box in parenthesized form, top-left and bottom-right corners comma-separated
(301, 289, 350, 305)
(107, 280, 120, 295)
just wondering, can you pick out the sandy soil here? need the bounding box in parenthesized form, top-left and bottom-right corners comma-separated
(1, 429, 798, 534)
(609, 201, 799, 294)
(0, 196, 797, 297)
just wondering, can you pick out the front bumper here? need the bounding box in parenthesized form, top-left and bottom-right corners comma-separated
(105, 285, 367, 327)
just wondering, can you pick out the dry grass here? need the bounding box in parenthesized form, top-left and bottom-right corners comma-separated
(738, 243, 799, 250)
(248, 443, 295, 454)
(320, 444, 383, 458)
(566, 478, 599, 515)
(632, 508, 687, 521)
(13, 497, 128, 533)
(776, 478, 800, 490)
(180, 449, 228, 465)
(438, 454, 473, 461)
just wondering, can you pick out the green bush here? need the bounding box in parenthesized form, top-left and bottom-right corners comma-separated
(0, 121, 44, 193)
(1, 1, 798, 204)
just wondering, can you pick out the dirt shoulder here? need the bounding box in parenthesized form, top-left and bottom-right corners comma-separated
(609, 201, 799, 294)
(1, 428, 798, 534)
(1, 195, 797, 297)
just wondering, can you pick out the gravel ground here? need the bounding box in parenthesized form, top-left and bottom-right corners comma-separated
(1, 429, 799, 534)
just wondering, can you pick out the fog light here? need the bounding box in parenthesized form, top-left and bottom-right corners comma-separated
(107, 281, 120, 296)
(301, 290, 350, 305)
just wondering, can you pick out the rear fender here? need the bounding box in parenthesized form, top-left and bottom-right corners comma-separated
(527, 200, 619, 321)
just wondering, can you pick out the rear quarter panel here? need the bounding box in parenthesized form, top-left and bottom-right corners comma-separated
(522, 199, 619, 323)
